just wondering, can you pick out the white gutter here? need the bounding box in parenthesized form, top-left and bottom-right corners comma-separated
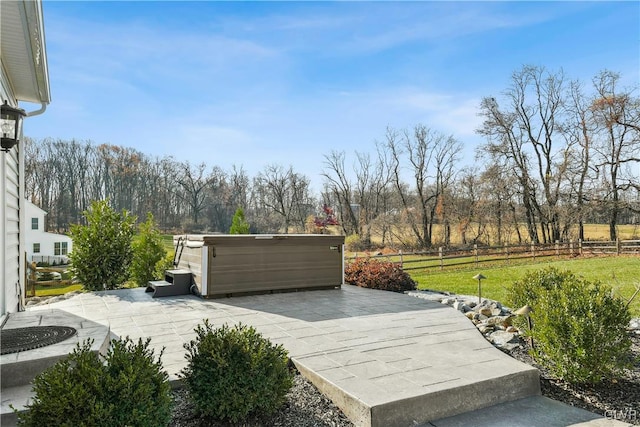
(26, 102, 47, 117)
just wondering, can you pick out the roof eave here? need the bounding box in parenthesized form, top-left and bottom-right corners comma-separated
(0, 0, 51, 105)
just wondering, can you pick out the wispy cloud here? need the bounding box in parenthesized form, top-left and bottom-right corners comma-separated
(30, 0, 637, 189)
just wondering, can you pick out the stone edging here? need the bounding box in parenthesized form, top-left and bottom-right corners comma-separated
(406, 290, 640, 352)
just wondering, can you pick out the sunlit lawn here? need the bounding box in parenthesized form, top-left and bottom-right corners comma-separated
(410, 256, 640, 316)
(33, 282, 83, 297)
(162, 234, 175, 251)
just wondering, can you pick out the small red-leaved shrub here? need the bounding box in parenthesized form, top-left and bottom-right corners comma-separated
(345, 258, 416, 292)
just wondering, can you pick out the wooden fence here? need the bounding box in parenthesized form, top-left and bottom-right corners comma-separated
(346, 239, 640, 272)
(25, 259, 72, 297)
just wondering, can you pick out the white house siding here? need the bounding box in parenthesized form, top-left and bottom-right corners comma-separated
(1, 101, 23, 315)
(1, 0, 50, 318)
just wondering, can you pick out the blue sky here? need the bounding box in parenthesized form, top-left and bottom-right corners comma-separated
(24, 1, 640, 190)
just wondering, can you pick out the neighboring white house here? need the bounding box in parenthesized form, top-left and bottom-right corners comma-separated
(1, 0, 51, 317)
(25, 200, 72, 265)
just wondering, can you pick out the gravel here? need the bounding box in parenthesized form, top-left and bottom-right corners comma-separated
(169, 372, 354, 427)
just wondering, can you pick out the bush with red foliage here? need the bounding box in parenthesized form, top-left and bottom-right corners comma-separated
(344, 258, 416, 293)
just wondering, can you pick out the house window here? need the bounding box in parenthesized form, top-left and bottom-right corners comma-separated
(33, 243, 40, 253)
(55, 242, 68, 256)
(31, 217, 38, 230)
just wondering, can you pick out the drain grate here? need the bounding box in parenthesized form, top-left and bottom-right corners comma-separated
(1, 326, 77, 355)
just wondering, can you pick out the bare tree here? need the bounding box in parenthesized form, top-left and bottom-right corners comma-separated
(590, 71, 640, 240)
(177, 161, 213, 228)
(385, 125, 461, 249)
(253, 164, 312, 233)
(321, 151, 359, 235)
(478, 66, 571, 243)
(562, 79, 596, 241)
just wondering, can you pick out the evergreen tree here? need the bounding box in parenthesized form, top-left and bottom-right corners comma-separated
(130, 213, 167, 287)
(229, 207, 250, 234)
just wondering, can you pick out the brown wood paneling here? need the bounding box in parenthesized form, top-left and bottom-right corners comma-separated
(201, 235, 344, 297)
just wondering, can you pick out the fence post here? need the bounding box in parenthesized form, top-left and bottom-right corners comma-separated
(570, 240, 574, 257)
(579, 239, 583, 256)
(616, 238, 621, 255)
(505, 244, 510, 264)
(439, 247, 444, 270)
(399, 250, 403, 269)
(474, 244, 478, 266)
(555, 240, 559, 257)
(531, 242, 535, 260)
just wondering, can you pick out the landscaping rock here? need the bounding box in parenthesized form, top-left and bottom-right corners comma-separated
(407, 290, 526, 353)
(441, 297, 456, 306)
(484, 315, 513, 327)
(479, 307, 492, 317)
(489, 330, 520, 351)
(478, 324, 495, 334)
(453, 301, 467, 312)
(25, 290, 82, 307)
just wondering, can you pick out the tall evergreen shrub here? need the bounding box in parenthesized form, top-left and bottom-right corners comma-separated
(130, 213, 167, 287)
(69, 200, 135, 291)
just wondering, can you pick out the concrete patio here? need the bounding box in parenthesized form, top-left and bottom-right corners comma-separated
(1, 285, 631, 426)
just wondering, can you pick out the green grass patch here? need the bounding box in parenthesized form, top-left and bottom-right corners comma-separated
(161, 234, 175, 251)
(410, 256, 640, 316)
(33, 282, 83, 297)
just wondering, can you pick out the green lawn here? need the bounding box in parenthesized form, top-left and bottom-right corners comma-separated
(162, 234, 175, 251)
(409, 256, 640, 316)
(33, 282, 83, 297)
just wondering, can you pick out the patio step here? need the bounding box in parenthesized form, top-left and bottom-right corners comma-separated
(145, 269, 193, 297)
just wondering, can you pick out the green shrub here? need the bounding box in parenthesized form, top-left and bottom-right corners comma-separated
(180, 320, 293, 422)
(103, 338, 172, 426)
(508, 267, 574, 311)
(229, 207, 250, 234)
(508, 267, 633, 384)
(154, 251, 175, 281)
(508, 267, 576, 333)
(130, 213, 167, 287)
(69, 200, 136, 291)
(531, 277, 632, 384)
(345, 258, 416, 292)
(18, 337, 171, 427)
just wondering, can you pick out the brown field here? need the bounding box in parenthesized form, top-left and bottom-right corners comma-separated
(341, 223, 640, 249)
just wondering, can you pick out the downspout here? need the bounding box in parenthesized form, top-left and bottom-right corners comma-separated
(26, 102, 47, 117)
(16, 102, 47, 312)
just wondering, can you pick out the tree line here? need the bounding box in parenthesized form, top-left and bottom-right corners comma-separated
(25, 66, 639, 248)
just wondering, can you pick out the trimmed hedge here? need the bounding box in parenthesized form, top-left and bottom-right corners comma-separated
(345, 258, 416, 292)
(180, 320, 293, 422)
(17, 337, 171, 427)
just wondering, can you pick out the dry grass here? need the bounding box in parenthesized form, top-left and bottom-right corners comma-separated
(363, 223, 640, 249)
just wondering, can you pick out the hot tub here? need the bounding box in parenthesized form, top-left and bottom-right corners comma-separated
(173, 234, 344, 298)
